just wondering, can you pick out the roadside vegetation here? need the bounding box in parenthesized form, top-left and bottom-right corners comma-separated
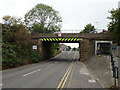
(108, 8, 120, 45)
(80, 8, 120, 46)
(2, 4, 62, 69)
(107, 8, 120, 89)
(80, 23, 97, 33)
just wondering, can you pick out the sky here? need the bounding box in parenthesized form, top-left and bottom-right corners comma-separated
(0, 0, 119, 48)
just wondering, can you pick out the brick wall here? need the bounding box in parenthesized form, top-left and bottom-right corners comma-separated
(80, 39, 94, 61)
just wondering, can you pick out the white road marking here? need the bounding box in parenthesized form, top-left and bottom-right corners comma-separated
(46, 64, 53, 67)
(88, 79, 96, 83)
(0, 83, 3, 86)
(80, 73, 89, 76)
(79, 64, 89, 76)
(23, 69, 42, 77)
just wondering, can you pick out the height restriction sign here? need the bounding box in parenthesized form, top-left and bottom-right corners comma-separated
(58, 33, 62, 37)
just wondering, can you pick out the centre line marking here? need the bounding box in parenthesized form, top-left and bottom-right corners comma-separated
(61, 64, 73, 89)
(23, 69, 42, 77)
(56, 62, 74, 90)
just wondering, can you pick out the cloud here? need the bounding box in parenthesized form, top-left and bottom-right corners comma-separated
(0, 0, 119, 29)
(0, 0, 119, 47)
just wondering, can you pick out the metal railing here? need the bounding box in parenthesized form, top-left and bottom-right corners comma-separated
(110, 54, 119, 87)
(31, 29, 106, 34)
(56, 29, 106, 33)
(60, 29, 81, 33)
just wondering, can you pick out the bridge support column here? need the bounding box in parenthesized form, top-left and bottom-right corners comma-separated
(80, 39, 94, 61)
(31, 39, 52, 60)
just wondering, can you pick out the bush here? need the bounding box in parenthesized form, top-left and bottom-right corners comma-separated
(2, 42, 42, 68)
(2, 16, 43, 69)
(29, 50, 42, 63)
(2, 42, 24, 68)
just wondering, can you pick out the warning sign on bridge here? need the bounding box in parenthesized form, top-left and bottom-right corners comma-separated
(58, 33, 62, 37)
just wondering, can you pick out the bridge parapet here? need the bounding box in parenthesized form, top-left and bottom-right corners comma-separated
(31, 33, 111, 40)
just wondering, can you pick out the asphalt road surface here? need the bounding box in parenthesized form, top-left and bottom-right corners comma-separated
(2, 51, 103, 89)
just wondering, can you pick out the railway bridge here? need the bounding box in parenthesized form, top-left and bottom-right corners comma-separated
(31, 33, 112, 61)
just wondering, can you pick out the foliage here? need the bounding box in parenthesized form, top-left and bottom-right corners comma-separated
(80, 23, 97, 33)
(66, 46, 71, 51)
(29, 50, 42, 63)
(3, 15, 22, 26)
(2, 42, 23, 67)
(72, 47, 77, 51)
(24, 3, 62, 33)
(2, 16, 42, 68)
(51, 43, 60, 56)
(2, 4, 62, 69)
(108, 8, 120, 45)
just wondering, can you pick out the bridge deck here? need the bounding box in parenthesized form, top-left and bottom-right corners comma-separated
(31, 33, 111, 40)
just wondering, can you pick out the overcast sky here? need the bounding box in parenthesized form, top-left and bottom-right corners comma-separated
(0, 0, 119, 48)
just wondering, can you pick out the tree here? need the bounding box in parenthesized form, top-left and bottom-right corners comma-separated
(51, 43, 60, 56)
(2, 16, 28, 44)
(80, 23, 97, 33)
(66, 46, 71, 51)
(108, 8, 120, 45)
(2, 15, 38, 68)
(24, 4, 62, 33)
(72, 47, 77, 51)
(3, 15, 22, 26)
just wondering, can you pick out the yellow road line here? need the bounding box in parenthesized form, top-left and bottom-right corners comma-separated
(56, 62, 74, 90)
(67, 62, 75, 88)
(56, 63, 72, 89)
(60, 63, 73, 89)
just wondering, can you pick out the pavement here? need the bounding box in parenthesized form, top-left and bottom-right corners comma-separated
(1, 51, 103, 89)
(65, 61, 103, 88)
(84, 55, 114, 88)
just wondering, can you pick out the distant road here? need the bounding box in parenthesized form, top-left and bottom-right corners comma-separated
(2, 51, 103, 89)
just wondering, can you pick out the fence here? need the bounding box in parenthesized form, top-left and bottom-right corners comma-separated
(60, 29, 81, 33)
(110, 54, 119, 87)
(56, 29, 105, 33)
